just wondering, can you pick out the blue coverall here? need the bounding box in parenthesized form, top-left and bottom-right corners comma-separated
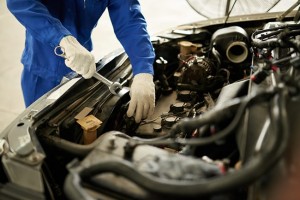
(6, 0, 155, 107)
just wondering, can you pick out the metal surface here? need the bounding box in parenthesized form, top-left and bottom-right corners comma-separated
(92, 72, 123, 95)
(7, 121, 34, 156)
(2, 153, 44, 193)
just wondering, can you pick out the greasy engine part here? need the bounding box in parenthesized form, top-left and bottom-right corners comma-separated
(179, 56, 215, 86)
(211, 26, 249, 65)
(1, 7, 300, 200)
(154, 57, 173, 95)
(238, 21, 300, 199)
(44, 21, 299, 199)
(63, 131, 226, 200)
(64, 82, 289, 200)
(175, 55, 226, 93)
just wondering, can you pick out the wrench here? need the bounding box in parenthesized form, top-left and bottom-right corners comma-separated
(54, 45, 125, 95)
(92, 72, 123, 95)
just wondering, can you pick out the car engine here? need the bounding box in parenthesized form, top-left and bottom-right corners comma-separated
(0, 11, 300, 200)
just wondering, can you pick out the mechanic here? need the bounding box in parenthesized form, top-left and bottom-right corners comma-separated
(6, 0, 155, 123)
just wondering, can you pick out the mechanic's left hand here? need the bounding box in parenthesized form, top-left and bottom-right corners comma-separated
(127, 73, 155, 123)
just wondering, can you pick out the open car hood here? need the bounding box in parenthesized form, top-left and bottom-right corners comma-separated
(186, 0, 288, 19)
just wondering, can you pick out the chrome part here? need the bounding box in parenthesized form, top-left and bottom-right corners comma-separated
(226, 41, 248, 63)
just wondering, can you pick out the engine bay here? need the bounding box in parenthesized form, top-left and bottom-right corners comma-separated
(1, 11, 300, 200)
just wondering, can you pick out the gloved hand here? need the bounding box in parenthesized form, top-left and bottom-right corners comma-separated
(127, 73, 155, 123)
(59, 35, 96, 78)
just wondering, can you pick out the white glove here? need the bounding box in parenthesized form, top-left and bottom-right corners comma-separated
(59, 36, 96, 78)
(127, 73, 155, 123)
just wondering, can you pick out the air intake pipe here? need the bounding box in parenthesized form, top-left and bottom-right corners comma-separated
(211, 26, 249, 64)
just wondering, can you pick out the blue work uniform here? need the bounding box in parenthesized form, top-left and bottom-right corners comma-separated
(6, 0, 155, 107)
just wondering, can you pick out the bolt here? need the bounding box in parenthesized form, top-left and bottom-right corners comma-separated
(27, 152, 44, 164)
(108, 135, 117, 149)
(29, 154, 38, 162)
(0, 139, 9, 155)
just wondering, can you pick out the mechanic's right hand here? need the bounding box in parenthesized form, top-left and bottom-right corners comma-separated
(59, 35, 96, 78)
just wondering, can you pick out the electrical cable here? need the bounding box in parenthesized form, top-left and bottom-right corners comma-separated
(130, 88, 277, 147)
(252, 24, 300, 37)
(63, 88, 289, 198)
(251, 24, 300, 49)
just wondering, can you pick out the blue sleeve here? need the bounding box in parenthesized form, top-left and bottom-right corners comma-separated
(108, 0, 155, 75)
(6, 0, 71, 48)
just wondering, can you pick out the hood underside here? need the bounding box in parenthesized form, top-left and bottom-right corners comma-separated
(186, 0, 296, 19)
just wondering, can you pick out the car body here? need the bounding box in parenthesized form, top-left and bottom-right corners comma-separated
(0, 1, 300, 199)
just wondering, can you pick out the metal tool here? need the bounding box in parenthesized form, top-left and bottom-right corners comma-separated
(54, 45, 125, 95)
(92, 72, 123, 95)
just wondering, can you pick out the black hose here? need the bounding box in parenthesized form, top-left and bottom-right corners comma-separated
(63, 88, 289, 198)
(175, 97, 249, 145)
(251, 38, 283, 48)
(252, 24, 300, 37)
(127, 89, 276, 147)
(251, 25, 300, 49)
(41, 132, 128, 157)
(168, 89, 276, 145)
(42, 135, 97, 157)
(257, 29, 283, 40)
(79, 101, 288, 196)
(125, 112, 222, 147)
(64, 172, 94, 200)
